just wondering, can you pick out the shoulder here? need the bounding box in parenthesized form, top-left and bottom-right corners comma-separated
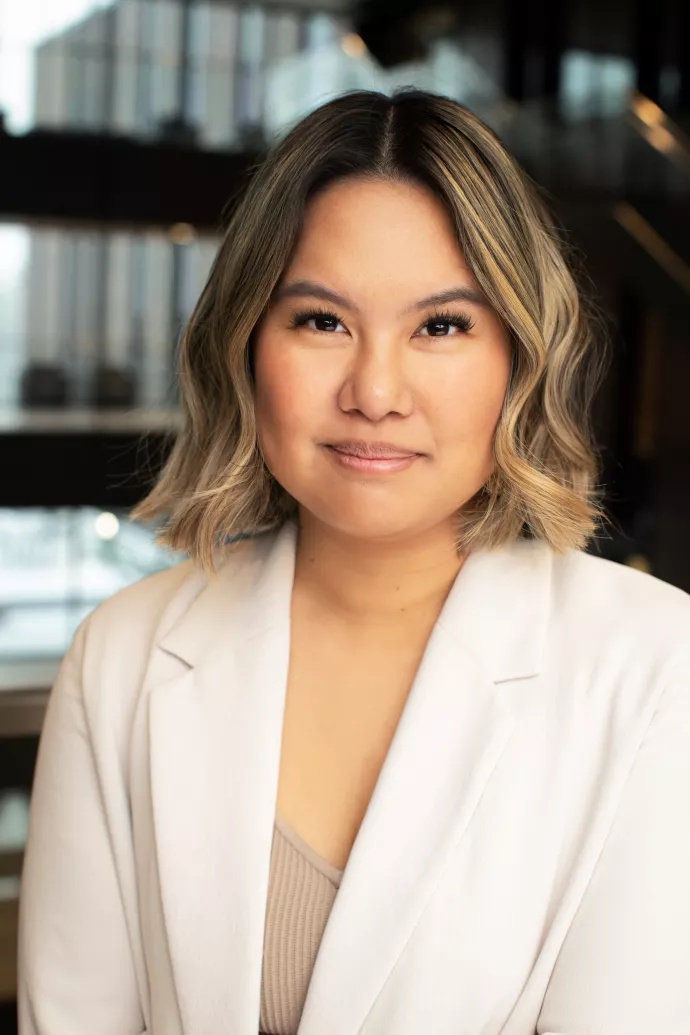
(549, 547, 690, 676)
(76, 532, 268, 666)
(551, 547, 690, 626)
(81, 558, 200, 649)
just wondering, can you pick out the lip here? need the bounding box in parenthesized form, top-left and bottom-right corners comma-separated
(323, 444, 421, 474)
(326, 440, 421, 459)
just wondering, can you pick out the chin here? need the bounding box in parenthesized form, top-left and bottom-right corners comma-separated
(302, 500, 425, 543)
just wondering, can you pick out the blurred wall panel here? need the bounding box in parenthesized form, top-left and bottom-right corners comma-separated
(113, 0, 142, 136)
(142, 235, 174, 407)
(25, 230, 63, 367)
(62, 31, 82, 126)
(83, 9, 110, 129)
(69, 17, 96, 128)
(204, 3, 240, 148)
(137, 0, 155, 134)
(73, 233, 102, 392)
(265, 9, 302, 66)
(237, 5, 267, 140)
(34, 36, 68, 128)
(67, 20, 88, 126)
(105, 233, 134, 370)
(150, 0, 183, 132)
(0, 227, 29, 407)
(187, 2, 210, 135)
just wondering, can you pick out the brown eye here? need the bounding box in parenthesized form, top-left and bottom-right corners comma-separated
(418, 311, 475, 337)
(290, 308, 345, 333)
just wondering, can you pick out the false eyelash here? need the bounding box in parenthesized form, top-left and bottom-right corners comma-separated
(424, 309, 475, 333)
(289, 306, 475, 334)
(289, 305, 339, 329)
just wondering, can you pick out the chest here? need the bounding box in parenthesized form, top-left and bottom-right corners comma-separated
(275, 611, 435, 871)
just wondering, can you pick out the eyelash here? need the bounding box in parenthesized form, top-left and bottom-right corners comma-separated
(288, 305, 475, 336)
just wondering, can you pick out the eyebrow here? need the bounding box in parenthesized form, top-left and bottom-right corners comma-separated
(271, 278, 490, 314)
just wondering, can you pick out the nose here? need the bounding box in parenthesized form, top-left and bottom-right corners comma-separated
(337, 338, 414, 422)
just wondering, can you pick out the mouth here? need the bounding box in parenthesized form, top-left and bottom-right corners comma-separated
(325, 440, 421, 460)
(323, 444, 422, 474)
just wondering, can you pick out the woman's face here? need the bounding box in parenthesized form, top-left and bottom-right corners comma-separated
(253, 176, 512, 545)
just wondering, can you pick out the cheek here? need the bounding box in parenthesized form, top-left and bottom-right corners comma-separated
(254, 340, 319, 446)
(255, 369, 291, 435)
(430, 346, 510, 448)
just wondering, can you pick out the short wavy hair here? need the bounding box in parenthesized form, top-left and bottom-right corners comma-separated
(132, 88, 608, 572)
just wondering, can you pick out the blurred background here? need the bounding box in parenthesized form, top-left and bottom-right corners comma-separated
(0, 0, 689, 1026)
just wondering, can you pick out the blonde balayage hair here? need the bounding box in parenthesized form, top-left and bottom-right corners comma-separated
(132, 88, 607, 572)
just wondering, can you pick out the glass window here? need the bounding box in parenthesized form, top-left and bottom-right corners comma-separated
(0, 506, 184, 662)
(0, 222, 219, 412)
(0, 0, 351, 148)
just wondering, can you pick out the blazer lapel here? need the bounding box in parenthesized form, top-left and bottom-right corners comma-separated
(146, 519, 553, 1035)
(295, 537, 552, 1035)
(147, 521, 298, 1035)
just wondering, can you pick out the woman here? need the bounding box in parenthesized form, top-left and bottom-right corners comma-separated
(18, 89, 690, 1035)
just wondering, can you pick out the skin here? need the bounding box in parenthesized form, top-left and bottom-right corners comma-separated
(253, 175, 513, 627)
(252, 176, 514, 867)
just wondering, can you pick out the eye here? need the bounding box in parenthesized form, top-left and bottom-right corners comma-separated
(417, 310, 475, 337)
(289, 307, 346, 333)
(288, 306, 476, 338)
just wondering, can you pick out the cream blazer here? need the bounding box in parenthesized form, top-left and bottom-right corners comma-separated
(17, 517, 690, 1035)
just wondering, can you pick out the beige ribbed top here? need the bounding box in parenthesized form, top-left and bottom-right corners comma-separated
(259, 816, 345, 1035)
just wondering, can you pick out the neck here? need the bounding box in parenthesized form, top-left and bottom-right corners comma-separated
(292, 509, 465, 627)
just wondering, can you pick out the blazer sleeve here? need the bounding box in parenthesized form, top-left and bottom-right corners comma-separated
(17, 619, 146, 1035)
(537, 659, 690, 1035)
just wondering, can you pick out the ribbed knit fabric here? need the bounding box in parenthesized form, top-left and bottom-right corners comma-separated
(259, 816, 344, 1035)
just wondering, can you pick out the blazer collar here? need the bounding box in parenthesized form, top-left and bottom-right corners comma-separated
(158, 517, 553, 685)
(148, 518, 554, 1035)
(158, 525, 291, 671)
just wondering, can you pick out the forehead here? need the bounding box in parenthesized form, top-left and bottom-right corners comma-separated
(296, 177, 458, 249)
(282, 177, 475, 296)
